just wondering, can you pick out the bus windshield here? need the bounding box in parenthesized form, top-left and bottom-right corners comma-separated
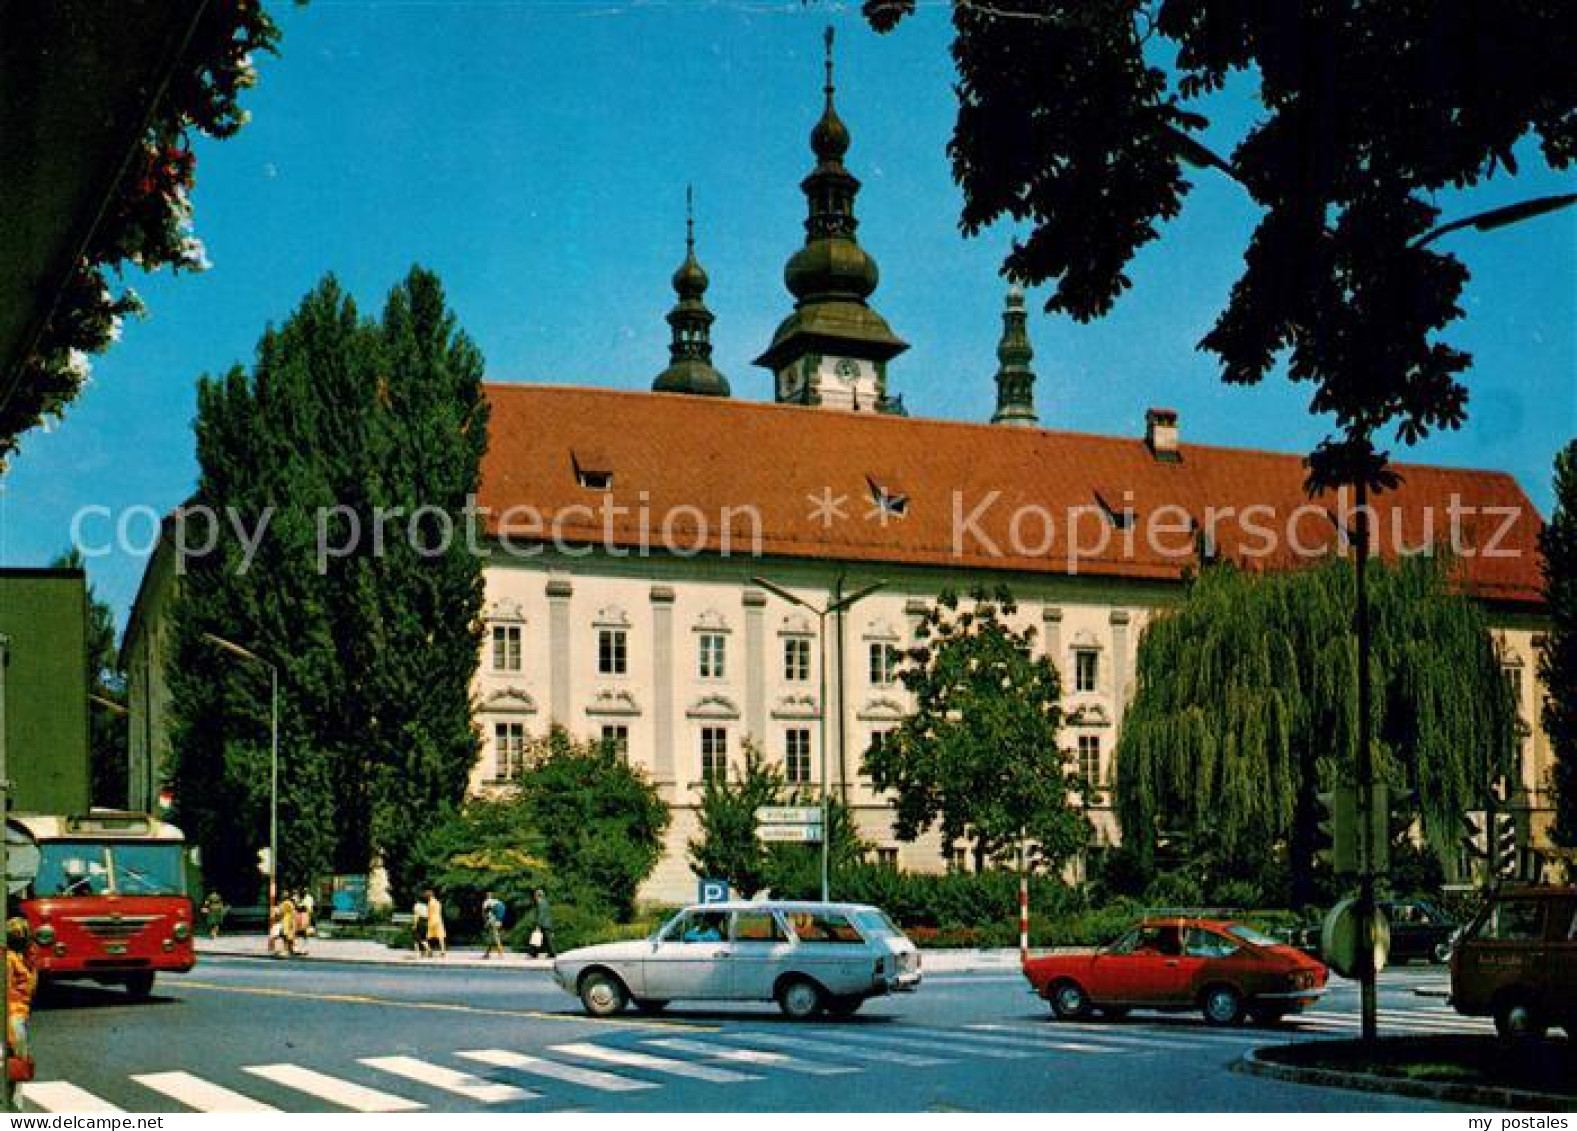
(33, 842, 185, 898)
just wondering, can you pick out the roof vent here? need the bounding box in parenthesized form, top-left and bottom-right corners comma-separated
(1145, 407, 1181, 462)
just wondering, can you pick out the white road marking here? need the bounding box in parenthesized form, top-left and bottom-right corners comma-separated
(132, 1071, 280, 1112)
(17, 1082, 123, 1113)
(359, 1055, 535, 1103)
(551, 1042, 760, 1084)
(456, 1048, 657, 1093)
(728, 1030, 950, 1067)
(645, 1037, 857, 1075)
(821, 1029, 1036, 1059)
(243, 1063, 424, 1111)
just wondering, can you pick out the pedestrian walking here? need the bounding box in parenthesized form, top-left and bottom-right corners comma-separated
(299, 889, 316, 938)
(7, 917, 37, 1080)
(275, 893, 297, 959)
(293, 891, 312, 956)
(200, 892, 226, 940)
(424, 889, 447, 958)
(481, 892, 506, 958)
(411, 895, 430, 957)
(528, 888, 555, 958)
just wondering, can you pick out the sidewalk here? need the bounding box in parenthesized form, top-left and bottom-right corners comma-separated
(196, 935, 1024, 974)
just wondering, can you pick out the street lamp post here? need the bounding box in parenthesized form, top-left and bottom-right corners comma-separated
(750, 574, 886, 901)
(202, 633, 279, 923)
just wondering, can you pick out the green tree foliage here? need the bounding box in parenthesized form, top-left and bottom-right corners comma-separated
(863, 1, 1575, 491)
(1541, 441, 1577, 847)
(688, 741, 865, 898)
(864, 587, 1088, 871)
(1116, 557, 1517, 902)
(51, 548, 127, 808)
(509, 728, 669, 921)
(167, 268, 486, 900)
(410, 795, 550, 936)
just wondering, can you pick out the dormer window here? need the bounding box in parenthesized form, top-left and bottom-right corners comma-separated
(1095, 491, 1135, 530)
(867, 476, 909, 520)
(573, 448, 613, 491)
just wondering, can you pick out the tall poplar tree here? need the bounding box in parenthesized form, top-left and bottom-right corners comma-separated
(167, 269, 486, 900)
(1115, 555, 1517, 902)
(1540, 441, 1577, 848)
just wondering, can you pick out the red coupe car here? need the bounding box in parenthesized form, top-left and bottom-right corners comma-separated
(1023, 916, 1329, 1026)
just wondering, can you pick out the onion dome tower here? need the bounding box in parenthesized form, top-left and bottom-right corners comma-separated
(755, 28, 907, 413)
(991, 285, 1039, 426)
(652, 188, 730, 397)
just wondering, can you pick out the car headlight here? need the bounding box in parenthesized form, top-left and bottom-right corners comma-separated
(34, 925, 55, 947)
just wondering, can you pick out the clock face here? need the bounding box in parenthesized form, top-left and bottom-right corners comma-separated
(833, 358, 861, 380)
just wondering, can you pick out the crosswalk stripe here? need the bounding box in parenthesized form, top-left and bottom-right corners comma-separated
(645, 1037, 857, 1075)
(965, 1022, 1194, 1051)
(17, 1082, 123, 1113)
(815, 1029, 1036, 1059)
(457, 1048, 657, 1093)
(359, 1056, 535, 1103)
(727, 1030, 950, 1067)
(551, 1042, 761, 1084)
(243, 1064, 424, 1112)
(132, 1071, 280, 1112)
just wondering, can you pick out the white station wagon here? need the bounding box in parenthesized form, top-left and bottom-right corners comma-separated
(552, 900, 923, 1019)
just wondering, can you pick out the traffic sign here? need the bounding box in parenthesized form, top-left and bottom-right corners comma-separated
(698, 878, 729, 904)
(755, 806, 822, 826)
(758, 824, 823, 843)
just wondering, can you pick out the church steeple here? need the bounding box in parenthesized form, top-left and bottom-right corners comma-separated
(653, 187, 730, 397)
(991, 285, 1039, 427)
(756, 28, 907, 412)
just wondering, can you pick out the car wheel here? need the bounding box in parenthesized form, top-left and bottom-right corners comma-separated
(632, 998, 669, 1015)
(1049, 981, 1090, 1021)
(1201, 985, 1244, 1027)
(1494, 997, 1546, 1041)
(1431, 940, 1452, 965)
(826, 995, 864, 1018)
(777, 977, 825, 1021)
(123, 972, 155, 999)
(578, 970, 628, 1018)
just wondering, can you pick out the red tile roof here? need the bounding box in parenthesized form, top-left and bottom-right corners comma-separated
(478, 384, 1547, 609)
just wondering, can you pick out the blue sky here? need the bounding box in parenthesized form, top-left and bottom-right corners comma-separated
(2, 1, 1573, 626)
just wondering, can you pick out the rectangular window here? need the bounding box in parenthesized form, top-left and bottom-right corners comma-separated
(701, 726, 728, 783)
(491, 624, 522, 672)
(874, 847, 899, 869)
(600, 724, 629, 760)
(598, 628, 628, 675)
(493, 721, 527, 781)
(1075, 649, 1099, 693)
(783, 637, 811, 682)
(1078, 734, 1102, 788)
(698, 632, 727, 679)
(1505, 664, 1524, 704)
(950, 847, 970, 872)
(869, 642, 901, 686)
(784, 728, 812, 785)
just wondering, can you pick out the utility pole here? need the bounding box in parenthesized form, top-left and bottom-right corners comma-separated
(1353, 481, 1378, 1043)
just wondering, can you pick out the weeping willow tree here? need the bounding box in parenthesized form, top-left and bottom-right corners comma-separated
(1115, 555, 1517, 904)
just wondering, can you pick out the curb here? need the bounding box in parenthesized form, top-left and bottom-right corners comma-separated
(198, 945, 555, 972)
(1234, 1044, 1575, 1112)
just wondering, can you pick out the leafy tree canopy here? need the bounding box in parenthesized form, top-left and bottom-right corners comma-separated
(864, 586, 1089, 871)
(1540, 441, 1577, 847)
(864, 0, 1575, 490)
(1115, 555, 1518, 902)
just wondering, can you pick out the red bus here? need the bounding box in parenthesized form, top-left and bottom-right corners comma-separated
(11, 811, 196, 997)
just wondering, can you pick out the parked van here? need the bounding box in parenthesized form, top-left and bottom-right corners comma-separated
(1449, 885, 1577, 1039)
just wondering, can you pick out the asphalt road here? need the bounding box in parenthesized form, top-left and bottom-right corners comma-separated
(23, 958, 1481, 1112)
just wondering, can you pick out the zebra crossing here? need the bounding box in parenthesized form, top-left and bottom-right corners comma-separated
(15, 997, 1499, 1113)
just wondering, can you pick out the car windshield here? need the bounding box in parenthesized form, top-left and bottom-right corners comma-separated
(1226, 925, 1281, 948)
(851, 909, 902, 939)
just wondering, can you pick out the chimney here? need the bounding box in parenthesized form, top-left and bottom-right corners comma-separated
(1145, 407, 1180, 461)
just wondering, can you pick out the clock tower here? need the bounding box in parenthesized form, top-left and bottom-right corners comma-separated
(755, 29, 908, 413)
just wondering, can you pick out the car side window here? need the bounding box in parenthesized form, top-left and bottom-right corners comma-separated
(1477, 900, 1545, 941)
(789, 912, 863, 944)
(1184, 928, 1237, 959)
(733, 911, 787, 943)
(665, 911, 728, 944)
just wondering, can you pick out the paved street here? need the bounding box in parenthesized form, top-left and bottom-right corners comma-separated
(22, 957, 1478, 1112)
